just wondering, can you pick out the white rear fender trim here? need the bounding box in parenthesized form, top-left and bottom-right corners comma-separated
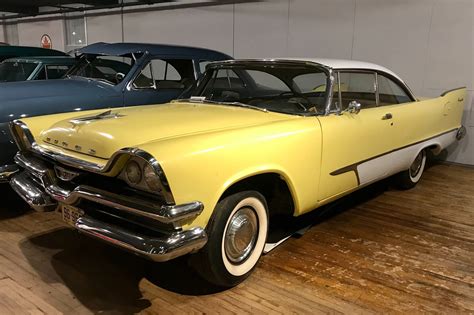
(330, 128, 458, 186)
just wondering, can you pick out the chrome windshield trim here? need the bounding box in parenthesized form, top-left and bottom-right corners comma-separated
(207, 59, 333, 72)
(10, 120, 175, 204)
(325, 68, 335, 115)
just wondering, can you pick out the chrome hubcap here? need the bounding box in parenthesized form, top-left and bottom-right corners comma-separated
(410, 151, 424, 178)
(224, 207, 258, 264)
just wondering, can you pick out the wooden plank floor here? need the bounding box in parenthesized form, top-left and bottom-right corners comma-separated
(0, 163, 472, 314)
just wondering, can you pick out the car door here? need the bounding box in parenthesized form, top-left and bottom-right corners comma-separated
(123, 58, 196, 106)
(317, 71, 398, 202)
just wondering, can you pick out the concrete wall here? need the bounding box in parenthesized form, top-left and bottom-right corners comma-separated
(2, 0, 473, 164)
(17, 19, 65, 51)
(86, 14, 122, 44)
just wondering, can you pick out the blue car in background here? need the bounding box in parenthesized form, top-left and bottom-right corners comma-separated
(0, 42, 232, 181)
(0, 56, 75, 82)
(0, 45, 67, 62)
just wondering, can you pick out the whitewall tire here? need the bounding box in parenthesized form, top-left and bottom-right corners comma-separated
(396, 149, 427, 189)
(191, 191, 268, 287)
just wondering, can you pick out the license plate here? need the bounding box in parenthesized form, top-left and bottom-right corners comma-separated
(61, 205, 84, 227)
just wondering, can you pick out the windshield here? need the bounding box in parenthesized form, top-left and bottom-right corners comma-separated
(0, 61, 38, 82)
(189, 63, 329, 115)
(67, 54, 134, 85)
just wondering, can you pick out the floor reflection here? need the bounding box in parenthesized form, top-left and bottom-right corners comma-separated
(14, 174, 395, 313)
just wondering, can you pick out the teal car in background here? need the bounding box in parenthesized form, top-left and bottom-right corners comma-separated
(0, 45, 67, 61)
(0, 56, 75, 82)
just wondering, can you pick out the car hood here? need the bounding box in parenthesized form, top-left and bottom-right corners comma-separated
(38, 102, 297, 159)
(0, 77, 116, 102)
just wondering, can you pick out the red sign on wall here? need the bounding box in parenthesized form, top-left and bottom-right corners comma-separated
(41, 34, 52, 49)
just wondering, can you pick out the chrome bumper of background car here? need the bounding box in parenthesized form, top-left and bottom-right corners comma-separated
(0, 164, 19, 183)
(11, 153, 203, 224)
(75, 216, 207, 262)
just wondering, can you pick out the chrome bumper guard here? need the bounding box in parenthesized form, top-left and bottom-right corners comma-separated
(12, 153, 203, 224)
(76, 216, 207, 262)
(0, 164, 19, 183)
(10, 172, 57, 211)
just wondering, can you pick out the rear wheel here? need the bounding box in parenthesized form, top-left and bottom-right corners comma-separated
(191, 191, 268, 287)
(396, 149, 427, 189)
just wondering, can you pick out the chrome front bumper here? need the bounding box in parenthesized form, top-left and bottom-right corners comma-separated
(12, 153, 203, 223)
(10, 153, 208, 262)
(76, 216, 207, 262)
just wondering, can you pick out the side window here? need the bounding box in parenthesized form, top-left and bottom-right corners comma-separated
(46, 65, 71, 79)
(378, 74, 411, 105)
(133, 62, 154, 88)
(150, 59, 181, 81)
(133, 59, 193, 89)
(338, 72, 377, 109)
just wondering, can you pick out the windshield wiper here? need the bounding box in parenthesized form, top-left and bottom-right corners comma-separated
(180, 97, 268, 113)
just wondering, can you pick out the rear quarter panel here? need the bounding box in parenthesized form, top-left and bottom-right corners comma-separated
(392, 88, 466, 150)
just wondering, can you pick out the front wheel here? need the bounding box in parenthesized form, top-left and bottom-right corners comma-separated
(395, 149, 427, 189)
(190, 191, 268, 287)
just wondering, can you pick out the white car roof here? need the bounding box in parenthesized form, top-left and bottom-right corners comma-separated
(275, 58, 404, 82)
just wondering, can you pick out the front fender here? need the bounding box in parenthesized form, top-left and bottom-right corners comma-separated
(139, 117, 322, 230)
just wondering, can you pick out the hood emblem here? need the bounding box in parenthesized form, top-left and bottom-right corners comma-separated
(69, 110, 125, 128)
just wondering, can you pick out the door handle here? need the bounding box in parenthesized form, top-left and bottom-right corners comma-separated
(382, 113, 393, 120)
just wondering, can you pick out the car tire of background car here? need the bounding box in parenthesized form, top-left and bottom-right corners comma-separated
(395, 149, 427, 190)
(190, 190, 269, 287)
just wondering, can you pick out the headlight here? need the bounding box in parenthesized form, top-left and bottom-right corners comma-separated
(144, 164, 162, 192)
(125, 161, 142, 184)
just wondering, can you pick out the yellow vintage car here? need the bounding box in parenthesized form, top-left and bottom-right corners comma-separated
(6, 59, 466, 287)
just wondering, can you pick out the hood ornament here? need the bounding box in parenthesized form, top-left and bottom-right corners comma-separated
(69, 110, 125, 128)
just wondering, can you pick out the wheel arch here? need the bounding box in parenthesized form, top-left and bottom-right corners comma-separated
(425, 143, 442, 155)
(216, 169, 298, 221)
